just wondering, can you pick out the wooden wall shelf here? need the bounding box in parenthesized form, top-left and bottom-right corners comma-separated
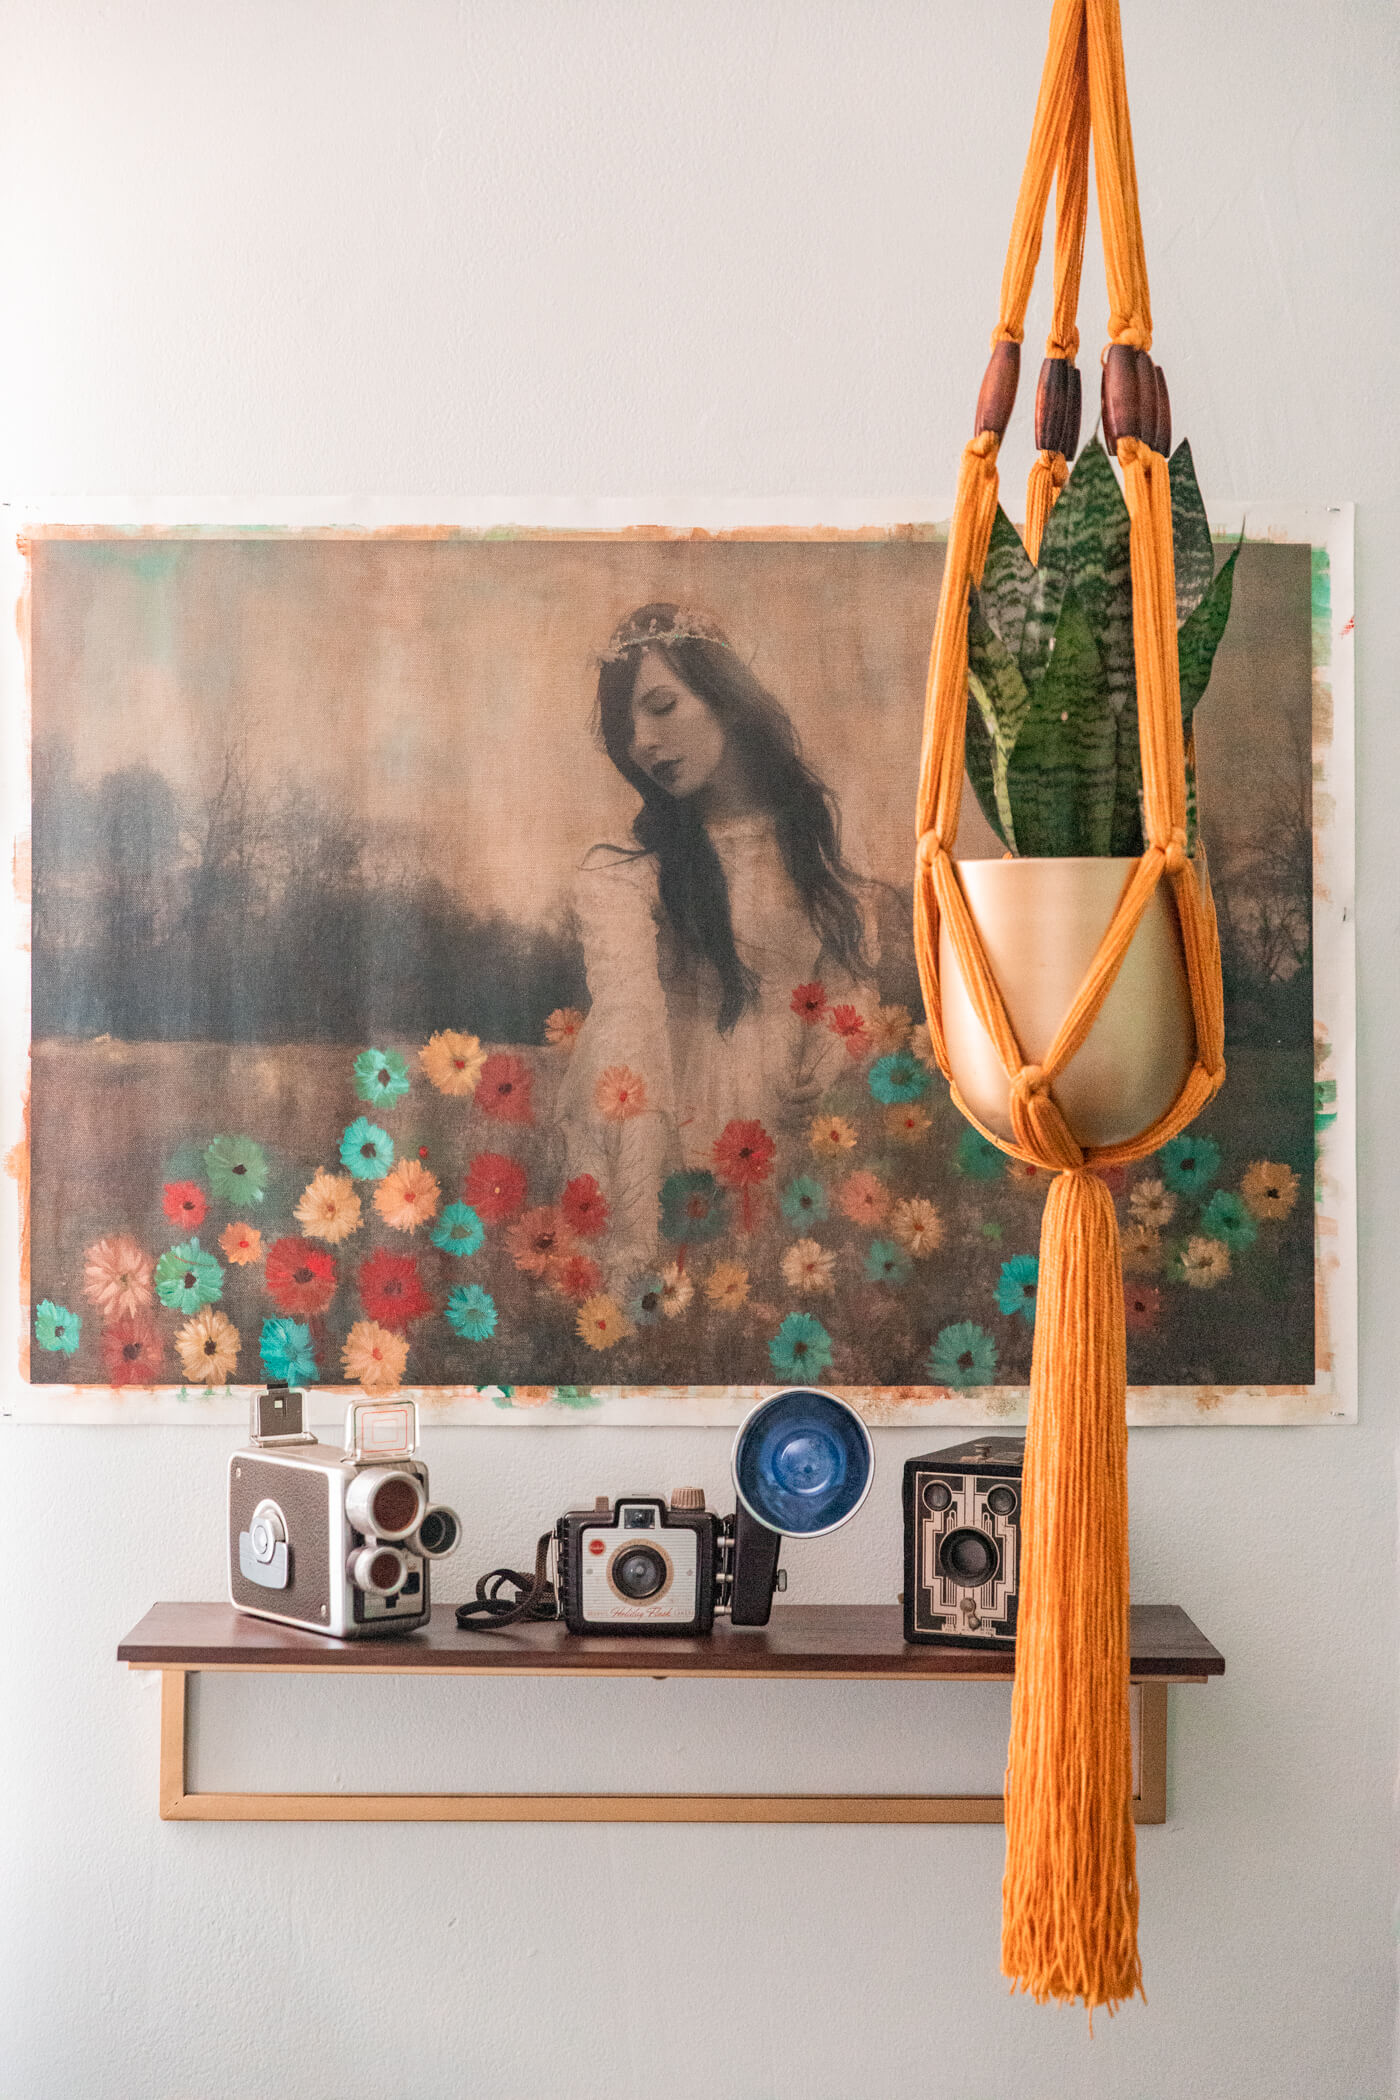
(118, 1601, 1223, 1826)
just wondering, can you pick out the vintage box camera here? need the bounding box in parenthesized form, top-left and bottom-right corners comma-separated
(228, 1385, 460, 1638)
(903, 1435, 1024, 1648)
(557, 1492, 728, 1636)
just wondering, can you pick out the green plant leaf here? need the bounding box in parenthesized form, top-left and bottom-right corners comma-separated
(963, 687, 1009, 848)
(968, 591, 1031, 845)
(1005, 587, 1117, 856)
(1177, 540, 1240, 727)
(1019, 442, 1133, 708)
(1109, 690, 1146, 856)
(977, 505, 1037, 660)
(1169, 439, 1214, 623)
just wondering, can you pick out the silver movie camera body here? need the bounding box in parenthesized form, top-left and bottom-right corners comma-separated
(227, 1385, 460, 1639)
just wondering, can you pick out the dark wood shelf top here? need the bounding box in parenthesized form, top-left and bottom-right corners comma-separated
(118, 1602, 1224, 1681)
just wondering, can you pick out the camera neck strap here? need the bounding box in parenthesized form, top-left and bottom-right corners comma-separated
(454, 1531, 559, 1630)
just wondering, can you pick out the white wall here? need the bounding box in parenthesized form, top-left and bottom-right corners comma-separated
(1, 4, 1396, 2096)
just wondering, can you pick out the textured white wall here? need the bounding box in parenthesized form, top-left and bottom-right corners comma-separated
(1, 4, 1396, 2096)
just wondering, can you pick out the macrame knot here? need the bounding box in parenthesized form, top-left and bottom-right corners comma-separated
(1039, 449, 1069, 490)
(966, 430, 999, 464)
(916, 829, 944, 870)
(1046, 327, 1080, 362)
(992, 322, 1024, 347)
(1012, 1062, 1051, 1105)
(1161, 827, 1189, 876)
(1108, 315, 1151, 352)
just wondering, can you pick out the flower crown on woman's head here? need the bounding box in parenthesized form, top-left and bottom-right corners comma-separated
(600, 604, 734, 663)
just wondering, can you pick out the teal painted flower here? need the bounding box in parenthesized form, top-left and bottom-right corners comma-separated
(1200, 1189, 1258, 1252)
(260, 1316, 318, 1383)
(625, 1274, 667, 1327)
(869, 1051, 932, 1105)
(995, 1253, 1039, 1323)
(204, 1134, 269, 1205)
(864, 1239, 912, 1287)
(928, 1320, 998, 1390)
(354, 1047, 411, 1108)
(430, 1202, 485, 1258)
(35, 1299, 81, 1355)
(340, 1117, 395, 1181)
(659, 1169, 729, 1243)
(446, 1284, 497, 1342)
(155, 1238, 223, 1313)
(769, 1311, 834, 1380)
(955, 1128, 1005, 1181)
(1158, 1133, 1221, 1196)
(780, 1175, 828, 1228)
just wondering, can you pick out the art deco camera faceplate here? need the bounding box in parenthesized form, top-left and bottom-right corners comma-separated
(902, 1435, 1024, 1648)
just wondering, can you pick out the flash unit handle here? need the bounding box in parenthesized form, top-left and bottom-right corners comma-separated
(729, 1501, 782, 1627)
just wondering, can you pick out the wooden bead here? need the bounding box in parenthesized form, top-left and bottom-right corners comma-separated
(1133, 349, 1158, 446)
(1152, 364, 1172, 457)
(1101, 343, 1140, 448)
(975, 341, 1021, 438)
(1034, 357, 1072, 454)
(1065, 362, 1083, 459)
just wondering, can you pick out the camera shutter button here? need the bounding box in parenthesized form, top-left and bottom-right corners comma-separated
(670, 1487, 705, 1510)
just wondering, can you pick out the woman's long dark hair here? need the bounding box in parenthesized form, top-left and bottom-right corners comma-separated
(595, 605, 872, 1032)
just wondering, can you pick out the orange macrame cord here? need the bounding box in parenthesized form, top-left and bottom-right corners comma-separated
(913, 0, 1224, 2018)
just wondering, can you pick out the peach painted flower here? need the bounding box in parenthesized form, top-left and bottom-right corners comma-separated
(705, 1260, 749, 1309)
(1241, 1160, 1300, 1222)
(809, 1112, 858, 1158)
(1176, 1235, 1231, 1289)
(781, 1238, 836, 1295)
(1120, 1223, 1162, 1274)
(507, 1206, 575, 1277)
(658, 1263, 694, 1317)
(594, 1065, 648, 1120)
(419, 1029, 486, 1097)
(1007, 1160, 1047, 1190)
(883, 1102, 931, 1146)
(891, 1196, 943, 1258)
(1128, 1176, 1176, 1229)
(867, 1004, 913, 1056)
(341, 1318, 409, 1392)
(576, 1294, 631, 1350)
(373, 1157, 442, 1233)
(220, 1221, 265, 1267)
(295, 1169, 363, 1246)
(82, 1234, 154, 1320)
(175, 1307, 240, 1386)
(910, 1022, 937, 1069)
(544, 1007, 585, 1050)
(826, 1003, 870, 1059)
(839, 1170, 889, 1227)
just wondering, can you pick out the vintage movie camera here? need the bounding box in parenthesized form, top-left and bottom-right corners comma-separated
(902, 1434, 1024, 1648)
(228, 1384, 460, 1638)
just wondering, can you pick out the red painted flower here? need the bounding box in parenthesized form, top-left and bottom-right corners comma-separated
(1095, 1163, 1128, 1196)
(560, 1174, 609, 1238)
(791, 981, 828, 1023)
(358, 1248, 433, 1332)
(712, 1120, 776, 1189)
(550, 1252, 605, 1302)
(476, 1051, 534, 1124)
(826, 1004, 870, 1059)
(1123, 1281, 1161, 1333)
(101, 1313, 165, 1386)
(462, 1152, 528, 1223)
(506, 1206, 575, 1278)
(265, 1236, 338, 1317)
(162, 1181, 207, 1228)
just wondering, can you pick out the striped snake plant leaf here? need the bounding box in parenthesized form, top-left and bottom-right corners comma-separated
(1169, 438, 1215, 623)
(1004, 586, 1117, 857)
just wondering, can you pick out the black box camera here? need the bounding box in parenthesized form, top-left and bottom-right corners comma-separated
(903, 1435, 1024, 1648)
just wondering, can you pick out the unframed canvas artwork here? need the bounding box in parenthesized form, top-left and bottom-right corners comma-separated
(12, 508, 1353, 1423)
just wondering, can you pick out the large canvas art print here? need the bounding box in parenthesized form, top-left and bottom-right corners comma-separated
(9, 510, 1353, 1423)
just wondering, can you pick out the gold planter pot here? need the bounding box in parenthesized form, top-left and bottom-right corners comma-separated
(939, 857, 1196, 1151)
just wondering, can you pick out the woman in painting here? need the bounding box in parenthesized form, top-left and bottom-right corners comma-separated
(557, 603, 875, 1286)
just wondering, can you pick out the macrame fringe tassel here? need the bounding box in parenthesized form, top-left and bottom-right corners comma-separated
(1001, 1165, 1141, 2018)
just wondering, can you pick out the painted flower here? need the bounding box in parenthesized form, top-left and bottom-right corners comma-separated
(826, 1003, 870, 1058)
(419, 1029, 486, 1097)
(354, 1047, 411, 1108)
(260, 1316, 318, 1384)
(955, 1129, 1005, 1182)
(463, 1152, 528, 1223)
(657, 1263, 694, 1317)
(341, 1319, 409, 1392)
(869, 1050, 932, 1106)
(431, 1202, 485, 1258)
(705, 1260, 749, 1310)
(1007, 1160, 1047, 1190)
(155, 1238, 223, 1314)
(769, 1311, 834, 1380)
(35, 1300, 80, 1355)
(1241, 1160, 1300, 1222)
(838, 1170, 889, 1228)
(927, 1320, 998, 1390)
(175, 1307, 240, 1386)
(781, 1238, 836, 1295)
(551, 1252, 605, 1302)
(864, 1239, 912, 1287)
(791, 981, 828, 1023)
(884, 1102, 932, 1146)
(221, 1221, 265, 1266)
(996, 1253, 1039, 1323)
(544, 1007, 586, 1050)
(867, 1004, 914, 1056)
(1094, 1163, 1128, 1197)
(561, 1174, 609, 1239)
(809, 1113, 858, 1158)
(1200, 1189, 1258, 1252)
(478, 1051, 534, 1124)
(1128, 1177, 1176, 1230)
(1173, 1235, 1232, 1290)
(1158, 1133, 1221, 1196)
(595, 1065, 648, 1121)
(911, 1022, 937, 1069)
(445, 1283, 498, 1342)
(340, 1117, 395, 1182)
(82, 1234, 154, 1320)
(507, 1206, 575, 1277)
(264, 1236, 337, 1317)
(625, 1273, 667, 1327)
(162, 1180, 207, 1228)
(101, 1313, 164, 1385)
(659, 1169, 729, 1243)
(713, 1120, 776, 1189)
(891, 1196, 943, 1258)
(1120, 1223, 1163, 1275)
(577, 1294, 632, 1350)
(1123, 1282, 1161, 1334)
(293, 1170, 359, 1244)
(374, 1157, 442, 1233)
(203, 1135, 269, 1206)
(780, 1175, 828, 1228)
(358, 1247, 434, 1331)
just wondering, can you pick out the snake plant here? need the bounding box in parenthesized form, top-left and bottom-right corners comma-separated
(966, 438, 1237, 857)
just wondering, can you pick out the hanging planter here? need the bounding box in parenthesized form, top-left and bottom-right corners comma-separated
(913, 0, 1230, 2016)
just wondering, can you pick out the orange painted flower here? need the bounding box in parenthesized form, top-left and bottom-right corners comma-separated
(82, 1234, 154, 1320)
(576, 1294, 631, 1350)
(867, 1004, 913, 1055)
(1120, 1222, 1162, 1274)
(294, 1169, 363, 1245)
(175, 1307, 240, 1386)
(373, 1157, 442, 1233)
(791, 981, 828, 1023)
(891, 1196, 943, 1257)
(507, 1206, 575, 1278)
(781, 1238, 836, 1295)
(705, 1260, 749, 1309)
(809, 1113, 858, 1158)
(826, 1003, 870, 1059)
(544, 1007, 585, 1050)
(1240, 1160, 1300, 1222)
(477, 1051, 534, 1124)
(341, 1319, 410, 1393)
(550, 1252, 605, 1302)
(883, 1102, 931, 1146)
(419, 1029, 486, 1097)
(162, 1181, 207, 1229)
(594, 1065, 648, 1120)
(839, 1170, 889, 1227)
(221, 1221, 265, 1267)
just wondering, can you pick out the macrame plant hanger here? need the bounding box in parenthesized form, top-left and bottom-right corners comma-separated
(913, 0, 1225, 2015)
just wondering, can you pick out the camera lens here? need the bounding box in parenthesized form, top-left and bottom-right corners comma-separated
(345, 1466, 426, 1540)
(939, 1527, 1001, 1588)
(922, 1479, 954, 1513)
(612, 1544, 667, 1600)
(986, 1484, 1018, 1517)
(416, 1506, 460, 1557)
